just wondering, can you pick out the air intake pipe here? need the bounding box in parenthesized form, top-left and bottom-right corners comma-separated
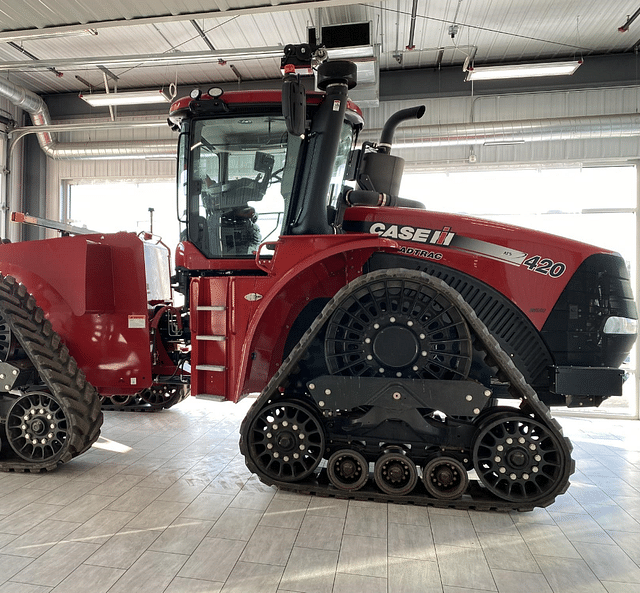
(378, 105, 426, 154)
(356, 105, 425, 196)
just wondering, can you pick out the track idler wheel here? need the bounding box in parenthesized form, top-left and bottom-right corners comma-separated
(374, 451, 418, 496)
(5, 391, 68, 463)
(246, 399, 325, 483)
(327, 449, 369, 491)
(422, 456, 469, 500)
(472, 412, 568, 504)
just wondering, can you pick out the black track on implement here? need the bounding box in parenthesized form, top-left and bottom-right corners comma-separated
(0, 274, 103, 472)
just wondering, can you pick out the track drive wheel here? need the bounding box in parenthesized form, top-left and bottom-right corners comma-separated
(325, 274, 472, 380)
(374, 451, 418, 496)
(422, 456, 469, 500)
(472, 411, 568, 504)
(246, 399, 325, 483)
(327, 449, 369, 491)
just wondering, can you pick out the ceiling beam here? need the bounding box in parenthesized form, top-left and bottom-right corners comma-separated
(0, 0, 364, 43)
(0, 47, 285, 71)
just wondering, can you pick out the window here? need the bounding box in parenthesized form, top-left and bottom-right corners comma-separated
(186, 116, 297, 258)
(69, 181, 179, 245)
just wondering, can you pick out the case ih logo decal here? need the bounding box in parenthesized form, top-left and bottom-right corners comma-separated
(347, 220, 567, 276)
(369, 222, 455, 245)
(363, 221, 527, 266)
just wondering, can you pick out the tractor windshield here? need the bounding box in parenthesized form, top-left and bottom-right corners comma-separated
(182, 114, 301, 258)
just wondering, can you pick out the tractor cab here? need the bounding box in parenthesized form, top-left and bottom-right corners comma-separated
(170, 64, 363, 262)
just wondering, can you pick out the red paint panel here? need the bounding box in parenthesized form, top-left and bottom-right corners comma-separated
(0, 233, 153, 395)
(344, 207, 604, 330)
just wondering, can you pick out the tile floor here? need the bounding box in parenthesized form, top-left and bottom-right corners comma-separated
(1, 397, 640, 593)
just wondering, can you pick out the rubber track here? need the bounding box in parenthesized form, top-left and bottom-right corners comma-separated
(0, 274, 103, 472)
(239, 269, 575, 512)
(101, 384, 190, 412)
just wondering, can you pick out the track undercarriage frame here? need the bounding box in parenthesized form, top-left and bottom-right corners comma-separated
(240, 269, 575, 511)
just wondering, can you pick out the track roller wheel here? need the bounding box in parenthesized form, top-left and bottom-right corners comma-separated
(472, 412, 568, 504)
(374, 451, 418, 496)
(422, 456, 469, 500)
(5, 391, 68, 463)
(107, 395, 134, 407)
(139, 384, 188, 409)
(246, 399, 325, 483)
(327, 449, 369, 491)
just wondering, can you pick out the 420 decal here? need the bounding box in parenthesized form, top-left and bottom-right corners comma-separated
(521, 255, 566, 278)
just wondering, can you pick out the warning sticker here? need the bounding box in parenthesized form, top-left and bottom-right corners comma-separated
(128, 315, 146, 329)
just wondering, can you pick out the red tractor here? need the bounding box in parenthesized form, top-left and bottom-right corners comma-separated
(0, 45, 636, 510)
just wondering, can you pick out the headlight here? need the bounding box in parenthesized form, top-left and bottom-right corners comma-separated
(603, 316, 638, 335)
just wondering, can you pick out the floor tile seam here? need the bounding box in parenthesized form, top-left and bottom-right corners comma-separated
(548, 511, 622, 545)
(573, 538, 640, 576)
(456, 529, 499, 593)
(531, 550, 605, 592)
(78, 522, 166, 565)
(89, 548, 191, 593)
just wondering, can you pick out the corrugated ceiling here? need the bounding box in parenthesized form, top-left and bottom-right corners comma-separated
(0, 0, 638, 95)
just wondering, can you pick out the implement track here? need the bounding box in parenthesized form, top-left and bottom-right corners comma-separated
(240, 270, 575, 512)
(0, 274, 103, 472)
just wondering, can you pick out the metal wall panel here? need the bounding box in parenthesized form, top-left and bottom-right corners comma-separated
(361, 86, 640, 172)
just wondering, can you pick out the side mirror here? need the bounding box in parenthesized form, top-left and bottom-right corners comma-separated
(282, 75, 306, 137)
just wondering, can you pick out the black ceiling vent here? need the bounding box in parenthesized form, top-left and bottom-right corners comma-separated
(308, 22, 371, 49)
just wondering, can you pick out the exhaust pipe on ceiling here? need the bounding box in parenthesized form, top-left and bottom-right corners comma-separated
(0, 77, 175, 159)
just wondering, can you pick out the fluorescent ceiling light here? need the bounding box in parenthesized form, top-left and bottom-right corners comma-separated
(465, 60, 582, 82)
(79, 90, 171, 107)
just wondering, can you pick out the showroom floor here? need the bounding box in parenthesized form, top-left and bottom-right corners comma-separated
(1, 397, 640, 593)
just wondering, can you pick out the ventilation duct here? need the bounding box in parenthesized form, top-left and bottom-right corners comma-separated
(0, 77, 175, 159)
(362, 113, 640, 148)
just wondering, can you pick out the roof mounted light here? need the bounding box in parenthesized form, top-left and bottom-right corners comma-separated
(79, 89, 171, 106)
(464, 60, 582, 82)
(208, 87, 224, 98)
